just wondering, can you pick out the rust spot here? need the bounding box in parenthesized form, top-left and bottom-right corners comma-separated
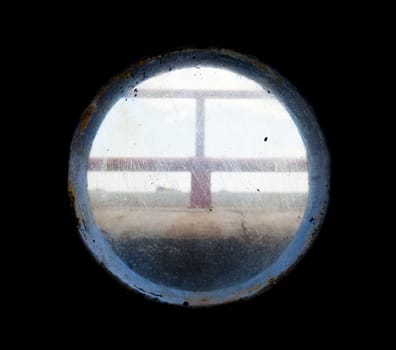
(122, 70, 132, 79)
(75, 103, 97, 139)
(67, 186, 81, 230)
(268, 277, 277, 286)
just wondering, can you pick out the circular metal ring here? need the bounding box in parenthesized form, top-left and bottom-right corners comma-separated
(69, 48, 330, 306)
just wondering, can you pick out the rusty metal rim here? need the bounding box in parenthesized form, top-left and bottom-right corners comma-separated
(68, 48, 330, 307)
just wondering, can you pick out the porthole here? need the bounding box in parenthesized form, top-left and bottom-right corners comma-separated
(68, 49, 330, 306)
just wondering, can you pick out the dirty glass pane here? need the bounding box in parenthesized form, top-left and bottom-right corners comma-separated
(87, 66, 308, 292)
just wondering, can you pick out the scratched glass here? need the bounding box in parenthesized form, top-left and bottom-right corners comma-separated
(87, 67, 308, 293)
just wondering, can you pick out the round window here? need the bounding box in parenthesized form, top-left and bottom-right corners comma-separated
(69, 49, 330, 306)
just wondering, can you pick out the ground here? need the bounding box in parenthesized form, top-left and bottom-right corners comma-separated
(93, 207, 304, 291)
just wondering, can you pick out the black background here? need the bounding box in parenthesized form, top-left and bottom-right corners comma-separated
(25, 20, 376, 340)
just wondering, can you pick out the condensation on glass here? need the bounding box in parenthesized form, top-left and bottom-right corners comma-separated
(69, 49, 330, 306)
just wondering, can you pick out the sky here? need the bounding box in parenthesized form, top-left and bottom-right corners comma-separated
(88, 66, 308, 193)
